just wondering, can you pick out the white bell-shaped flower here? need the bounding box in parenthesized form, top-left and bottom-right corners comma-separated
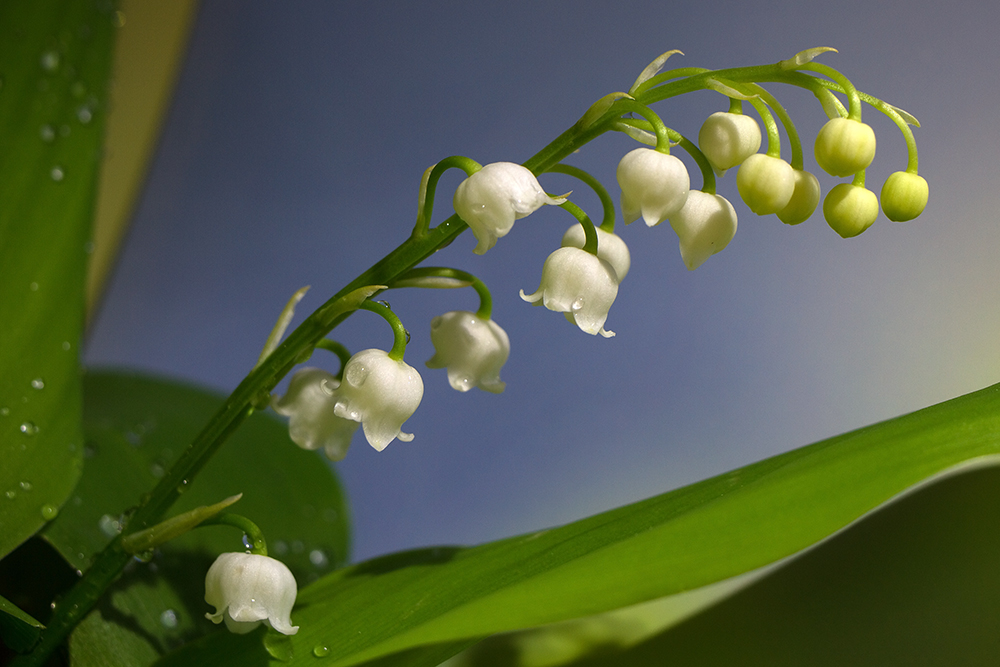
(736, 154, 795, 215)
(333, 348, 423, 451)
(697, 112, 762, 173)
(426, 311, 510, 393)
(520, 247, 619, 338)
(205, 552, 298, 635)
(823, 183, 879, 238)
(560, 224, 632, 281)
(271, 367, 359, 461)
(668, 191, 738, 270)
(453, 162, 567, 255)
(617, 148, 690, 227)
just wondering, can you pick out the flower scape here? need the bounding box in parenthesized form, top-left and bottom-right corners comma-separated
(12, 44, 930, 667)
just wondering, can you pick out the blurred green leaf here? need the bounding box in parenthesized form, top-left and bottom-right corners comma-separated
(0, 0, 116, 560)
(156, 383, 1000, 666)
(0, 593, 43, 654)
(41, 371, 350, 665)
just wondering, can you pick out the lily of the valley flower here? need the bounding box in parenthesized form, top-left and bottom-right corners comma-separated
(333, 348, 423, 451)
(453, 162, 567, 254)
(736, 154, 795, 215)
(617, 147, 690, 227)
(520, 247, 619, 338)
(271, 367, 359, 461)
(823, 182, 879, 238)
(814, 117, 877, 177)
(560, 223, 631, 281)
(697, 112, 762, 173)
(426, 311, 510, 393)
(880, 171, 928, 222)
(205, 552, 298, 635)
(776, 169, 821, 226)
(668, 191, 738, 270)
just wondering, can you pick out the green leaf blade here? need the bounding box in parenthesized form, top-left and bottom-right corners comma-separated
(0, 0, 117, 560)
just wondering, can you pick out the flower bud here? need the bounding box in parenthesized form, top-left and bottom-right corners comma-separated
(668, 191, 738, 270)
(776, 169, 821, 225)
(880, 171, 928, 222)
(520, 247, 619, 338)
(823, 183, 879, 238)
(333, 349, 423, 451)
(271, 367, 360, 461)
(560, 224, 631, 281)
(616, 148, 690, 227)
(453, 162, 566, 255)
(426, 312, 510, 393)
(205, 552, 298, 635)
(697, 112, 762, 172)
(814, 118, 876, 177)
(736, 154, 795, 215)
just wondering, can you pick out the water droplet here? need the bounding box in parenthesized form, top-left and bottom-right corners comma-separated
(40, 50, 60, 72)
(41, 504, 58, 521)
(309, 549, 328, 568)
(40, 124, 55, 142)
(160, 609, 178, 629)
(31, 378, 44, 390)
(112, 10, 126, 27)
(5, 490, 16, 500)
(133, 549, 154, 563)
(29, 282, 39, 291)
(263, 632, 294, 661)
(72, 495, 82, 506)
(62, 341, 71, 351)
(241, 533, 252, 550)
(312, 645, 330, 658)
(345, 363, 367, 387)
(404, 328, 411, 344)
(50, 165, 65, 182)
(20, 422, 38, 436)
(76, 106, 93, 124)
(0, 407, 9, 417)
(125, 430, 142, 446)
(149, 462, 165, 478)
(571, 297, 585, 312)
(19, 481, 32, 492)
(273, 540, 288, 556)
(176, 479, 189, 494)
(98, 514, 122, 537)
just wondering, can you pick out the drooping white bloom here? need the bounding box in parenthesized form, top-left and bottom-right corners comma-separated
(271, 367, 359, 461)
(205, 552, 298, 635)
(426, 311, 510, 393)
(520, 247, 619, 338)
(560, 224, 632, 281)
(697, 112, 762, 173)
(333, 349, 423, 451)
(453, 162, 567, 255)
(668, 191, 738, 270)
(617, 148, 690, 227)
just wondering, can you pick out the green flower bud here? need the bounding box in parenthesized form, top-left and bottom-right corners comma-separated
(814, 118, 876, 177)
(736, 154, 794, 215)
(697, 112, 762, 172)
(879, 171, 928, 222)
(823, 183, 879, 238)
(776, 169, 821, 225)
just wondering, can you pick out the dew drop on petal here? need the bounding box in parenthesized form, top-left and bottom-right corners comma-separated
(571, 297, 585, 312)
(345, 363, 367, 387)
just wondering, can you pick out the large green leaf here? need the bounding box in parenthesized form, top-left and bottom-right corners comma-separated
(155, 382, 1000, 666)
(41, 371, 351, 665)
(0, 594, 43, 654)
(0, 0, 116, 561)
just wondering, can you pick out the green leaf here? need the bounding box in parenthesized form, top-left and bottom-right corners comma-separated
(41, 371, 351, 665)
(454, 464, 1000, 666)
(0, 0, 116, 559)
(155, 383, 1000, 666)
(0, 593, 44, 654)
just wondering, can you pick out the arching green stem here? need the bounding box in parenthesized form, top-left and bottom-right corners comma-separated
(358, 300, 409, 361)
(559, 200, 599, 255)
(615, 99, 672, 153)
(202, 513, 268, 556)
(746, 95, 782, 159)
(390, 266, 494, 320)
(852, 169, 866, 188)
(727, 97, 743, 114)
(315, 339, 352, 380)
(412, 156, 483, 238)
(800, 62, 862, 120)
(667, 128, 716, 195)
(545, 163, 616, 231)
(738, 81, 804, 170)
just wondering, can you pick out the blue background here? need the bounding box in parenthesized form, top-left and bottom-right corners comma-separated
(86, 0, 1000, 561)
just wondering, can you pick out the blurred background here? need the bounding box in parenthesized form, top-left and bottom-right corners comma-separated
(85, 0, 1000, 562)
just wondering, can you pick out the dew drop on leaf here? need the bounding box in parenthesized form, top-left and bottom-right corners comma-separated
(50, 165, 65, 182)
(41, 504, 58, 521)
(40, 124, 55, 142)
(19, 481, 32, 492)
(40, 50, 60, 72)
(31, 378, 44, 390)
(160, 609, 178, 629)
(309, 549, 328, 568)
(312, 645, 330, 657)
(20, 422, 38, 436)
